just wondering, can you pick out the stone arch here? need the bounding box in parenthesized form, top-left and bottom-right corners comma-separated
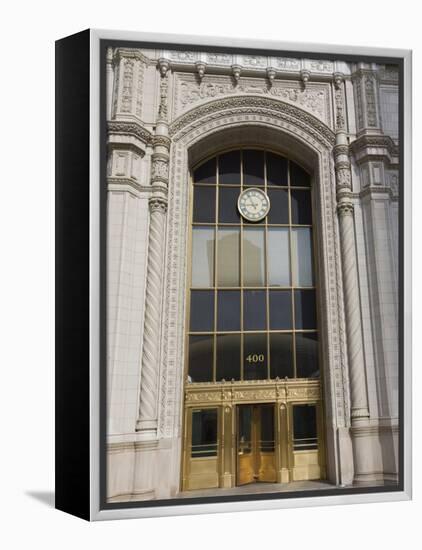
(159, 95, 351, 486)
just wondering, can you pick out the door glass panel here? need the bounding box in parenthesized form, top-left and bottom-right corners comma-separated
(260, 405, 275, 452)
(268, 228, 290, 286)
(191, 409, 218, 457)
(191, 227, 214, 287)
(292, 228, 314, 287)
(243, 333, 267, 380)
(294, 289, 317, 329)
(188, 335, 214, 382)
(216, 334, 240, 381)
(291, 189, 312, 225)
(296, 332, 319, 378)
(270, 333, 293, 379)
(193, 185, 216, 223)
(219, 150, 241, 184)
(243, 228, 265, 286)
(238, 406, 252, 454)
(190, 290, 214, 331)
(269, 290, 292, 329)
(243, 149, 264, 186)
(219, 186, 241, 223)
(267, 188, 289, 224)
(217, 227, 240, 286)
(267, 152, 288, 186)
(243, 290, 266, 330)
(290, 161, 311, 187)
(193, 158, 216, 184)
(217, 290, 240, 331)
(293, 405, 318, 450)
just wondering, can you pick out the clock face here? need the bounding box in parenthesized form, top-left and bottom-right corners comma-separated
(237, 188, 270, 222)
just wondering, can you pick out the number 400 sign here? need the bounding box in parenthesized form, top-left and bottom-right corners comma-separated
(245, 354, 265, 363)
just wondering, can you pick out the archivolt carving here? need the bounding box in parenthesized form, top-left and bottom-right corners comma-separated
(171, 92, 334, 140)
(159, 97, 348, 439)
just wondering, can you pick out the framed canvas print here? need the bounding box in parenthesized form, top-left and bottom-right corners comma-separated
(55, 29, 412, 521)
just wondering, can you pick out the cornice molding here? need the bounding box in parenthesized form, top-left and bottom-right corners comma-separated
(107, 120, 153, 146)
(350, 133, 399, 158)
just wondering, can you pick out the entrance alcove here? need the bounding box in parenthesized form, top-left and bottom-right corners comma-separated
(161, 96, 353, 491)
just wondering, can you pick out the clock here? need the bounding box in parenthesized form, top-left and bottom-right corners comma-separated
(237, 188, 270, 222)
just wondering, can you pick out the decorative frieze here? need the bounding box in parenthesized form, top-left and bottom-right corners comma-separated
(173, 74, 331, 124)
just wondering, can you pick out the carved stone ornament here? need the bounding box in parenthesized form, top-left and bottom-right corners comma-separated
(336, 168, 352, 189)
(232, 64, 241, 83)
(149, 196, 168, 213)
(300, 69, 311, 88)
(337, 201, 354, 216)
(266, 67, 276, 86)
(364, 74, 378, 127)
(174, 75, 330, 124)
(152, 135, 171, 150)
(107, 120, 153, 145)
(169, 95, 335, 146)
(151, 157, 169, 181)
(157, 58, 170, 77)
(195, 61, 206, 81)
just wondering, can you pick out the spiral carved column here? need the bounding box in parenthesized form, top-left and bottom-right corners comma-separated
(335, 130, 371, 484)
(136, 60, 171, 438)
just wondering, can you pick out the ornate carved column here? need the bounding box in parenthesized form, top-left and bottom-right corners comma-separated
(136, 59, 171, 438)
(334, 129, 371, 483)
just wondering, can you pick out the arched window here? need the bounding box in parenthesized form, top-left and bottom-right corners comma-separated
(187, 149, 318, 383)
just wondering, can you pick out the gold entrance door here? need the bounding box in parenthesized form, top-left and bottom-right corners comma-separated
(237, 404, 276, 485)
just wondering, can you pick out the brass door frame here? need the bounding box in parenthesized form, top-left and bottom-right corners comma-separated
(181, 379, 325, 491)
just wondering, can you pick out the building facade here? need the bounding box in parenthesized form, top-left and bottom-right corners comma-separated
(105, 46, 399, 502)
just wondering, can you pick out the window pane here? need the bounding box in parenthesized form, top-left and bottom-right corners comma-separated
(219, 150, 241, 184)
(217, 228, 240, 286)
(193, 185, 216, 223)
(290, 161, 311, 187)
(267, 152, 288, 186)
(269, 290, 292, 329)
(243, 228, 265, 286)
(217, 290, 240, 331)
(270, 333, 293, 379)
(190, 290, 214, 331)
(193, 158, 216, 184)
(267, 188, 289, 224)
(291, 189, 312, 225)
(294, 289, 317, 329)
(192, 409, 218, 457)
(293, 405, 318, 450)
(191, 227, 214, 287)
(216, 334, 240, 381)
(243, 149, 264, 186)
(296, 333, 319, 378)
(218, 186, 241, 223)
(243, 290, 266, 330)
(188, 335, 214, 382)
(291, 228, 314, 287)
(243, 333, 267, 380)
(268, 228, 290, 286)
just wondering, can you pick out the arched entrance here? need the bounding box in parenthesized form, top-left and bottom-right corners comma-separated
(181, 147, 325, 490)
(158, 96, 352, 493)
